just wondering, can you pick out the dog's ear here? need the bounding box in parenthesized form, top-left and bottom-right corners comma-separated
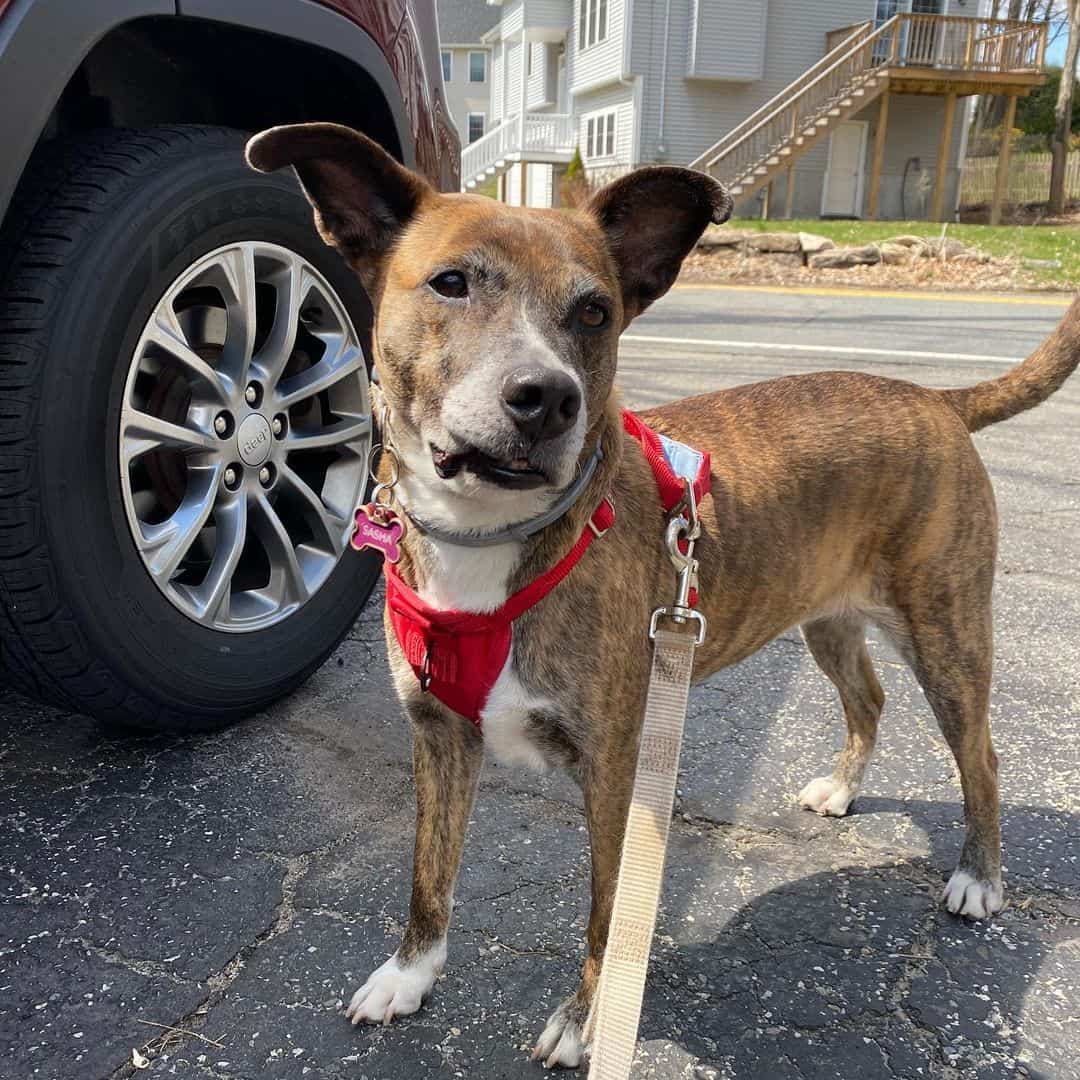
(588, 167, 732, 324)
(246, 123, 433, 290)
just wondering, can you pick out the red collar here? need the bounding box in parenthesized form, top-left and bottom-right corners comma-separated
(383, 410, 710, 727)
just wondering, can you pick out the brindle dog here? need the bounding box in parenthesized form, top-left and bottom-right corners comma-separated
(247, 123, 1079, 1069)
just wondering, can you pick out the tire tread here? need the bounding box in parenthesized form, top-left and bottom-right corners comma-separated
(0, 126, 294, 728)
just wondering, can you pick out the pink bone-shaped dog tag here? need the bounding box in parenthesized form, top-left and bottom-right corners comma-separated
(350, 504, 404, 563)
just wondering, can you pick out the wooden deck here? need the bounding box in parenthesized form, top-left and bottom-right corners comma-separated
(691, 13, 1048, 224)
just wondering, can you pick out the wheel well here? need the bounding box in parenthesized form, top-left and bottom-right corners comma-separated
(42, 16, 402, 159)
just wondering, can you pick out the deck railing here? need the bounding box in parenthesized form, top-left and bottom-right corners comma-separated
(460, 113, 575, 187)
(690, 14, 1047, 189)
(889, 13, 1046, 72)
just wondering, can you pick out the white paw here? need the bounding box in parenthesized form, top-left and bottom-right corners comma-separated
(531, 999, 589, 1069)
(942, 871, 1004, 919)
(797, 776, 856, 817)
(345, 940, 446, 1026)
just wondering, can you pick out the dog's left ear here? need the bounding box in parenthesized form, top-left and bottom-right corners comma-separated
(588, 167, 732, 325)
(246, 122, 433, 291)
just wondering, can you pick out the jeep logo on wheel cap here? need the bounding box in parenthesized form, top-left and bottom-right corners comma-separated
(237, 414, 273, 466)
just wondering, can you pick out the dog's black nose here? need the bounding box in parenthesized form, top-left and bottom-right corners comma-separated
(501, 367, 581, 441)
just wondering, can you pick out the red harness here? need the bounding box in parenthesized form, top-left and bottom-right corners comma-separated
(383, 410, 711, 726)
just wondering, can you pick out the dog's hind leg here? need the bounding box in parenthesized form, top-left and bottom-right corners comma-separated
(896, 596, 1003, 919)
(346, 707, 484, 1025)
(797, 615, 884, 818)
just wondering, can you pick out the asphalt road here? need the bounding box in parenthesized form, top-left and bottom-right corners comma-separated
(3, 286, 1079, 1080)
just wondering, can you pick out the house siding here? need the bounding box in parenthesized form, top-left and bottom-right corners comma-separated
(526, 0, 573, 31)
(687, 0, 767, 82)
(491, 42, 505, 123)
(500, 0, 525, 37)
(575, 82, 635, 180)
(505, 162, 555, 206)
(854, 92, 966, 219)
(442, 46, 492, 146)
(568, 0, 626, 94)
(633, 0, 868, 169)
(526, 41, 560, 108)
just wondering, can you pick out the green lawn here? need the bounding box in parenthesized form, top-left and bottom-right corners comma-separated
(735, 218, 1080, 288)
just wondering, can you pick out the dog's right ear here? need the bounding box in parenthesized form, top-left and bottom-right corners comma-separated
(246, 123, 433, 290)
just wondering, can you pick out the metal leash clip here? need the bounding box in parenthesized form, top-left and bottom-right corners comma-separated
(648, 479, 707, 645)
(364, 438, 404, 529)
(350, 407, 407, 562)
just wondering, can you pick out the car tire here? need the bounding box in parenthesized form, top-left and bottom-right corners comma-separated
(0, 126, 381, 731)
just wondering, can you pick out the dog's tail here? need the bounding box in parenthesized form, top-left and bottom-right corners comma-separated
(942, 294, 1080, 432)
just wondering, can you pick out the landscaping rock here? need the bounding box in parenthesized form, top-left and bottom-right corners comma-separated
(798, 232, 835, 254)
(926, 236, 968, 260)
(808, 244, 881, 269)
(697, 226, 754, 249)
(879, 242, 913, 266)
(1023, 257, 1062, 270)
(746, 231, 803, 254)
(885, 235, 934, 258)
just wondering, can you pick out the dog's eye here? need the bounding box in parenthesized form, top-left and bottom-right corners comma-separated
(578, 301, 608, 330)
(429, 270, 468, 299)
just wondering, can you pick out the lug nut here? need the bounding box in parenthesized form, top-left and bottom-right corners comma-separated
(223, 466, 240, 490)
(271, 415, 285, 438)
(245, 383, 259, 406)
(214, 412, 230, 436)
(259, 464, 275, 488)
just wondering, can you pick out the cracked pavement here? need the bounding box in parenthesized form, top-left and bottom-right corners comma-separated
(2, 286, 1078, 1079)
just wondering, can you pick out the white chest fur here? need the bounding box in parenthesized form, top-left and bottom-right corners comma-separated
(414, 538, 553, 771)
(414, 537, 520, 612)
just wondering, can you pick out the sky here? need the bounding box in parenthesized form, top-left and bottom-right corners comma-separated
(1045, 15, 1071, 67)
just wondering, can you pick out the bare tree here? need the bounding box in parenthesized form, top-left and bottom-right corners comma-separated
(1050, 0, 1080, 213)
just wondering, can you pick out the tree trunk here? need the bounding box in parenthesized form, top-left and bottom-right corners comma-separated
(1050, 0, 1080, 215)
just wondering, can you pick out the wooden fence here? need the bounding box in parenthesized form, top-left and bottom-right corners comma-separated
(961, 151, 1080, 206)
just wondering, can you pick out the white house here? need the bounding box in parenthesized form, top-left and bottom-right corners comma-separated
(461, 0, 1046, 222)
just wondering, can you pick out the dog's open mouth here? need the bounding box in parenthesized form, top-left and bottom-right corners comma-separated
(431, 444, 548, 490)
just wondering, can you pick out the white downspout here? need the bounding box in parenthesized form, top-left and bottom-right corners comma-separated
(656, 0, 673, 159)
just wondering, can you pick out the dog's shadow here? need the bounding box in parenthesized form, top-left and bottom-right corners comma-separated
(640, 796, 1079, 1080)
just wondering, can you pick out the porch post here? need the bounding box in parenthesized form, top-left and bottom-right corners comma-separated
(518, 31, 528, 152)
(931, 91, 957, 222)
(517, 32, 528, 206)
(867, 89, 890, 220)
(784, 165, 797, 219)
(990, 93, 1018, 227)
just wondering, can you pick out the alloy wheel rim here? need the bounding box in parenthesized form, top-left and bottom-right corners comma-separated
(119, 241, 371, 632)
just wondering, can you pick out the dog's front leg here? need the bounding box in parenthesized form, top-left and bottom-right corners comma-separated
(347, 706, 483, 1025)
(533, 764, 632, 1068)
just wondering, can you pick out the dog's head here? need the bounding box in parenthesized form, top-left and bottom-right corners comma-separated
(247, 123, 730, 529)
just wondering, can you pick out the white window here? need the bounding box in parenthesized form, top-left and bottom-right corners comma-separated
(469, 51, 486, 83)
(585, 111, 616, 159)
(578, 0, 609, 50)
(441, 50, 452, 83)
(467, 113, 485, 144)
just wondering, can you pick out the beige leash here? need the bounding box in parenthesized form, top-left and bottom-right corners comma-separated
(588, 488, 705, 1080)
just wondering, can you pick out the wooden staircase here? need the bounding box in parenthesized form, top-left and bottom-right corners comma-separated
(689, 13, 1047, 212)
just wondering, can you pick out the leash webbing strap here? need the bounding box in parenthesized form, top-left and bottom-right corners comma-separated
(588, 626, 697, 1080)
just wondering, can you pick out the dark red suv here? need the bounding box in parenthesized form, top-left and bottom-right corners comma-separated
(0, 0, 458, 730)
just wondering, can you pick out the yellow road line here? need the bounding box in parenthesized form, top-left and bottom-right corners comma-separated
(672, 282, 1072, 307)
